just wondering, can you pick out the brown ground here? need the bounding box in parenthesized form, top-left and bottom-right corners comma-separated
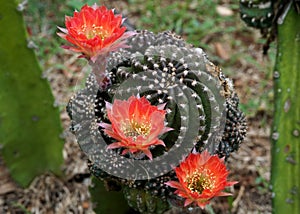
(0, 1, 273, 213)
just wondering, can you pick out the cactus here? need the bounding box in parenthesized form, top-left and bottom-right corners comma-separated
(59, 4, 246, 212)
(271, 6, 300, 213)
(67, 30, 246, 212)
(239, 0, 300, 212)
(0, 1, 63, 187)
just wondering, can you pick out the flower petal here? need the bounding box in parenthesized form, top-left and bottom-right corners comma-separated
(106, 142, 122, 150)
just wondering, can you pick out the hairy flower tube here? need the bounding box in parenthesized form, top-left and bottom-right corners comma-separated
(57, 4, 134, 61)
(166, 150, 237, 209)
(99, 96, 172, 160)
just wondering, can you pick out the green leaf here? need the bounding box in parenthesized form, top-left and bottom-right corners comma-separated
(0, 1, 63, 187)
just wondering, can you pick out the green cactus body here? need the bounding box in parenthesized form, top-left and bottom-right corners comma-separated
(271, 6, 300, 213)
(0, 1, 63, 186)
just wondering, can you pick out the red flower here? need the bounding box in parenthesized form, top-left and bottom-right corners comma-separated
(57, 4, 134, 61)
(165, 150, 237, 209)
(99, 96, 172, 160)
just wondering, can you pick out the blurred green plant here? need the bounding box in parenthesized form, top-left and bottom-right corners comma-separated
(132, 0, 235, 48)
(255, 176, 269, 194)
(23, 0, 65, 60)
(0, 1, 63, 187)
(66, 0, 98, 10)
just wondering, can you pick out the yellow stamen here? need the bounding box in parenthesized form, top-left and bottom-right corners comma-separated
(186, 169, 215, 194)
(81, 24, 109, 40)
(121, 120, 151, 140)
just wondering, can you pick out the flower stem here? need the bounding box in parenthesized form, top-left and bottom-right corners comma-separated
(89, 53, 111, 90)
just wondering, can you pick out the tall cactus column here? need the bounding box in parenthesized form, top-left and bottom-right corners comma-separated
(0, 1, 63, 186)
(271, 6, 300, 213)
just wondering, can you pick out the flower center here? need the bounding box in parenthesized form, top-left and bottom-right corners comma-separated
(121, 120, 151, 140)
(81, 24, 110, 40)
(186, 170, 215, 194)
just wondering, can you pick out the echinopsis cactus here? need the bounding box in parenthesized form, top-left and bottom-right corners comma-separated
(60, 4, 247, 213)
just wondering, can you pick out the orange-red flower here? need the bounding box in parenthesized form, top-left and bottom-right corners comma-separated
(165, 150, 237, 209)
(99, 96, 172, 160)
(57, 4, 134, 61)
